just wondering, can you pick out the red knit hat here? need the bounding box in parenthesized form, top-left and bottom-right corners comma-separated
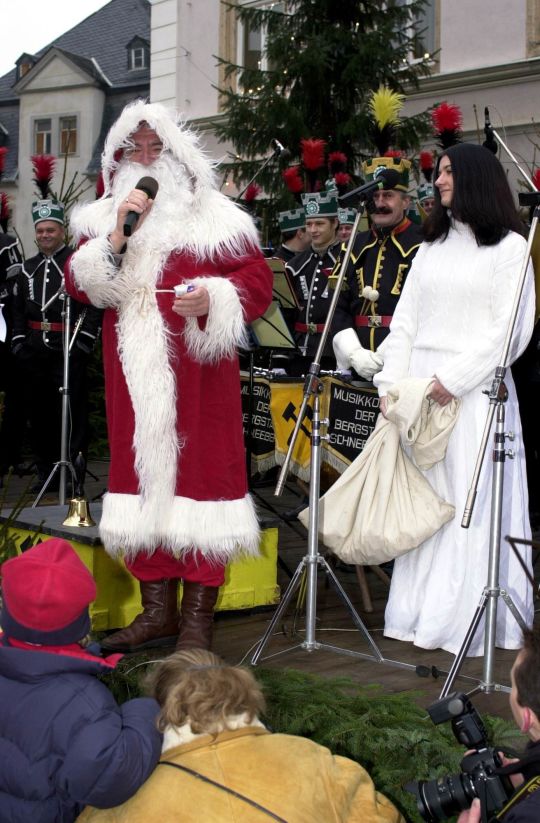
(1, 539, 97, 645)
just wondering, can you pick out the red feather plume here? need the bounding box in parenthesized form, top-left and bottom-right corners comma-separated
(431, 103, 463, 149)
(420, 149, 435, 182)
(301, 138, 326, 171)
(384, 149, 403, 158)
(533, 168, 540, 191)
(328, 151, 347, 174)
(432, 103, 462, 134)
(0, 192, 9, 231)
(420, 150, 434, 172)
(31, 154, 56, 198)
(282, 166, 304, 202)
(244, 183, 261, 203)
(333, 172, 351, 194)
(0, 147, 7, 176)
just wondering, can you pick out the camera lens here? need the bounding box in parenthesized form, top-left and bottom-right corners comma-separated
(412, 773, 476, 821)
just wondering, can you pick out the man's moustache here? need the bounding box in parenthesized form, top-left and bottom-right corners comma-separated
(374, 208, 393, 215)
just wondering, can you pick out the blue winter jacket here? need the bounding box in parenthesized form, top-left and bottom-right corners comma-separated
(0, 639, 162, 822)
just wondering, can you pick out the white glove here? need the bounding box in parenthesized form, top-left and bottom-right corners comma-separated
(333, 327, 384, 380)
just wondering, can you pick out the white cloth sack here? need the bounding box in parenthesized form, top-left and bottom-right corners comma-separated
(298, 378, 459, 564)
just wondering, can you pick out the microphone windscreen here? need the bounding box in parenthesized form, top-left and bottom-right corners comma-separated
(135, 176, 159, 199)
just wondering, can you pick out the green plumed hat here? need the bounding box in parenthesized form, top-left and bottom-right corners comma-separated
(301, 189, 338, 219)
(361, 157, 411, 192)
(278, 207, 306, 232)
(337, 207, 357, 226)
(31, 199, 65, 226)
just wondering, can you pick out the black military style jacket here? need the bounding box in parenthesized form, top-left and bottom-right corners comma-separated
(286, 240, 352, 360)
(11, 244, 102, 355)
(0, 233, 22, 343)
(338, 217, 423, 351)
(274, 244, 297, 263)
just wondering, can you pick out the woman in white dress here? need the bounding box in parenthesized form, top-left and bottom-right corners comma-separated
(373, 143, 535, 656)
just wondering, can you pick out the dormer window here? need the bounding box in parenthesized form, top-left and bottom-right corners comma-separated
(15, 53, 36, 82)
(126, 37, 149, 71)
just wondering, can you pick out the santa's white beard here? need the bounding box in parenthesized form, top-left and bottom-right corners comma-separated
(111, 153, 197, 250)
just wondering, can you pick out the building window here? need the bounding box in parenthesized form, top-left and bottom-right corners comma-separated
(238, 1, 286, 84)
(32, 115, 79, 156)
(60, 116, 77, 155)
(391, 0, 436, 63)
(243, 24, 263, 71)
(411, 0, 435, 60)
(34, 118, 52, 154)
(15, 53, 36, 82)
(127, 37, 149, 71)
(130, 46, 147, 70)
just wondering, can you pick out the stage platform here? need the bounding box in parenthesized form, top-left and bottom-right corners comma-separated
(1, 501, 280, 631)
(1, 464, 538, 724)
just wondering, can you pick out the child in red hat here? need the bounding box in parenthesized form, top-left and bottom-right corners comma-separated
(0, 538, 162, 822)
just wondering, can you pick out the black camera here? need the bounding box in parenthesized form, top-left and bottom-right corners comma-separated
(406, 692, 514, 821)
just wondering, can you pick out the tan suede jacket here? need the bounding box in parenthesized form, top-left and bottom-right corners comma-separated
(77, 726, 405, 822)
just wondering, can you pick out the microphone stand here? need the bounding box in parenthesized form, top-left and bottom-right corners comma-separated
(440, 192, 540, 698)
(484, 110, 536, 189)
(235, 148, 283, 202)
(249, 196, 420, 673)
(32, 284, 79, 507)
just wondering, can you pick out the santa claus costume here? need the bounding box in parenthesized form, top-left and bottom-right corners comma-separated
(65, 101, 273, 651)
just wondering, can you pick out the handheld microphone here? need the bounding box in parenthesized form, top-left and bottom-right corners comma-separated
(123, 176, 159, 237)
(339, 169, 402, 204)
(271, 139, 291, 160)
(483, 107, 497, 155)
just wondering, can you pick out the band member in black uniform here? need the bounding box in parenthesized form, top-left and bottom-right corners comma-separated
(332, 157, 423, 380)
(274, 208, 310, 263)
(0, 230, 24, 481)
(285, 189, 351, 375)
(11, 200, 102, 491)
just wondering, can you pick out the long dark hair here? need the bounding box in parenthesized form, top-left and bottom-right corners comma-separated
(514, 627, 540, 719)
(423, 143, 524, 246)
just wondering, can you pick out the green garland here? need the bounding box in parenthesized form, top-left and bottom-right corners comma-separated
(101, 656, 521, 822)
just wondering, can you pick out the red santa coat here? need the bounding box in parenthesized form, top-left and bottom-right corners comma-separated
(65, 102, 273, 567)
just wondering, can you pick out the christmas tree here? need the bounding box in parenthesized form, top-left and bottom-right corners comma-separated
(216, 0, 434, 223)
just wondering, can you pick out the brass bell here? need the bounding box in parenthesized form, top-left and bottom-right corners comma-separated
(63, 496, 96, 528)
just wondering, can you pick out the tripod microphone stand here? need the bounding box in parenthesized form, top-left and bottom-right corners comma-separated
(32, 286, 79, 507)
(250, 198, 418, 672)
(440, 191, 540, 698)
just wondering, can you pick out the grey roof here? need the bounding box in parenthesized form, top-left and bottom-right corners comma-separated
(0, 0, 150, 181)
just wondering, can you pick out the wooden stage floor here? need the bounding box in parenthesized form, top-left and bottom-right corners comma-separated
(2, 460, 538, 725)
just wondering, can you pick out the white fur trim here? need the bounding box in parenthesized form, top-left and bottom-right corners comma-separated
(70, 101, 260, 262)
(100, 492, 261, 561)
(100, 100, 215, 200)
(70, 235, 129, 308)
(184, 276, 248, 362)
(162, 716, 266, 752)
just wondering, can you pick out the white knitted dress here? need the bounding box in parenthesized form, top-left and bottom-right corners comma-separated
(374, 221, 535, 655)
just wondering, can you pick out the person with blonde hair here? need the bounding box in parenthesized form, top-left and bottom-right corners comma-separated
(78, 649, 404, 822)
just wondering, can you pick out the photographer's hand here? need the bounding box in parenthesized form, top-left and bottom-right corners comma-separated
(499, 753, 523, 788)
(457, 798, 481, 823)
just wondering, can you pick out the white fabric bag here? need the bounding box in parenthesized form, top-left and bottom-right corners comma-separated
(298, 378, 459, 564)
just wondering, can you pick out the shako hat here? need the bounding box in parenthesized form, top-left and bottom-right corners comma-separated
(417, 182, 434, 202)
(31, 199, 65, 226)
(278, 207, 306, 233)
(362, 157, 411, 192)
(337, 207, 357, 225)
(301, 189, 338, 219)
